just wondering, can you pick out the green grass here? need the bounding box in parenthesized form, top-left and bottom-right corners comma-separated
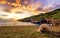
(0, 26, 60, 38)
(19, 9, 60, 21)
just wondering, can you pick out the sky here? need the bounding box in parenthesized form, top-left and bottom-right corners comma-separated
(0, 0, 60, 20)
(9, 0, 60, 10)
(2, 0, 60, 8)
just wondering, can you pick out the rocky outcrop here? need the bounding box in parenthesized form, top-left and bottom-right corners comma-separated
(46, 19, 60, 26)
(37, 24, 60, 33)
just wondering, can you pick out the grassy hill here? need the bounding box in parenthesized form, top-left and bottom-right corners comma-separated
(0, 9, 60, 38)
(19, 9, 60, 22)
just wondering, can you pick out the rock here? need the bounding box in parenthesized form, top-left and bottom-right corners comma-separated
(37, 24, 51, 32)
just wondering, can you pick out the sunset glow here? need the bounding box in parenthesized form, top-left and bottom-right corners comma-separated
(0, 0, 60, 21)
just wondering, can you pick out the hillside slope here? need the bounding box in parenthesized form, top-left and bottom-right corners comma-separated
(18, 9, 60, 22)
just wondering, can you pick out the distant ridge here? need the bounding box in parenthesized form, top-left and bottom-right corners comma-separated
(19, 9, 60, 22)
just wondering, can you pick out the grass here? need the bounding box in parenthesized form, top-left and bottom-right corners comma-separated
(0, 9, 60, 38)
(0, 26, 60, 38)
(19, 9, 60, 21)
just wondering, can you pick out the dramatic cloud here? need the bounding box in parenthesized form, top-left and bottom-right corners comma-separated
(0, 0, 60, 20)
